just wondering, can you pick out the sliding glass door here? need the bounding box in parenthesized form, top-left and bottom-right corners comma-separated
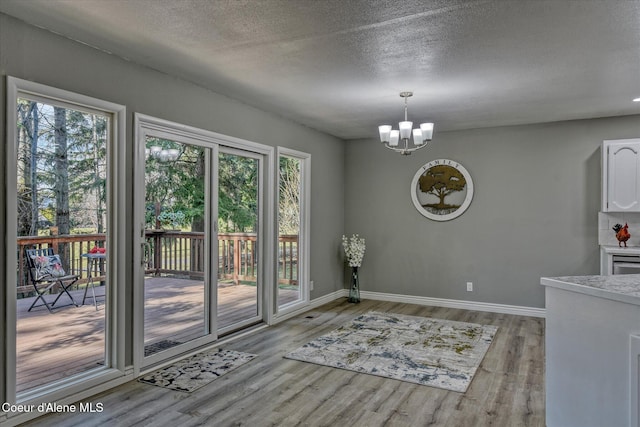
(134, 115, 270, 371)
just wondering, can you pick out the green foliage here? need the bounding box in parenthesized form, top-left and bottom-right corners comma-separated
(40, 205, 56, 224)
(145, 145, 264, 233)
(157, 210, 186, 229)
(16, 103, 303, 238)
(16, 100, 108, 236)
(218, 153, 258, 232)
(144, 138, 205, 231)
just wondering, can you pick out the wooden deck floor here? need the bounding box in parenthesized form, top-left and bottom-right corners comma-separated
(16, 278, 298, 393)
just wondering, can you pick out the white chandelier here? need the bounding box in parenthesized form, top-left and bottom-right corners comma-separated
(378, 91, 434, 155)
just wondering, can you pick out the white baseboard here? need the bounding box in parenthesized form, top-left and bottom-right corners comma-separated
(271, 289, 347, 325)
(359, 290, 546, 318)
(274, 288, 545, 323)
(310, 289, 347, 308)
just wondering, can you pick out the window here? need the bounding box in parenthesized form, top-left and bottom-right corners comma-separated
(276, 148, 310, 315)
(5, 77, 125, 407)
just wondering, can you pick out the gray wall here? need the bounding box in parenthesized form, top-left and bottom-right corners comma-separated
(0, 14, 345, 381)
(345, 115, 640, 308)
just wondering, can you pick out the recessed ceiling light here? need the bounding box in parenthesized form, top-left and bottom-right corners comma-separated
(634, 97, 640, 102)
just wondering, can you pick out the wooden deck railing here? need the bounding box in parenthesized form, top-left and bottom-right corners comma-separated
(17, 231, 298, 297)
(278, 234, 298, 285)
(218, 232, 257, 284)
(144, 230, 206, 279)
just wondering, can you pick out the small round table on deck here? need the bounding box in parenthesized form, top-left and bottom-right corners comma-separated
(81, 253, 106, 310)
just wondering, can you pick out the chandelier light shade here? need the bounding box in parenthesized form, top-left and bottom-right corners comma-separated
(378, 91, 434, 155)
(145, 146, 180, 162)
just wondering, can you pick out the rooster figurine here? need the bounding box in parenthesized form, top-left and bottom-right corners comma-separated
(613, 223, 631, 247)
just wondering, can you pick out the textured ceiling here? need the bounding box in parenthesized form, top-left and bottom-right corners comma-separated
(1, 0, 639, 140)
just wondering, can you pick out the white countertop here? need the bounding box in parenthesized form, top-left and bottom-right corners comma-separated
(541, 274, 640, 306)
(601, 245, 640, 255)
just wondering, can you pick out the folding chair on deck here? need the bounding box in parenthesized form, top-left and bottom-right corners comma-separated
(25, 248, 79, 313)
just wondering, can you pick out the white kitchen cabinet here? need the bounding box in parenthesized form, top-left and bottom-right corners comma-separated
(603, 138, 640, 212)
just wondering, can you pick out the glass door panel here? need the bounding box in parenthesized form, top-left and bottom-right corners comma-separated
(143, 137, 209, 356)
(277, 155, 302, 309)
(15, 98, 109, 393)
(217, 151, 261, 333)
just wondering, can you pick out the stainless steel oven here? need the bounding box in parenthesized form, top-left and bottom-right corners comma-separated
(612, 254, 640, 274)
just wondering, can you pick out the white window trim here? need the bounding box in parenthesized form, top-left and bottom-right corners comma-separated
(274, 147, 311, 320)
(4, 77, 127, 409)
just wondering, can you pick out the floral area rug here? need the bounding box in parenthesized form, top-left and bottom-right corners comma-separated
(138, 348, 256, 392)
(285, 311, 498, 392)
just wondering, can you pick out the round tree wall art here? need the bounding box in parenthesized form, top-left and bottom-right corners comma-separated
(410, 159, 474, 221)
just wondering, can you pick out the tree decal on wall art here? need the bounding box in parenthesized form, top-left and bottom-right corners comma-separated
(418, 165, 466, 210)
(410, 159, 474, 221)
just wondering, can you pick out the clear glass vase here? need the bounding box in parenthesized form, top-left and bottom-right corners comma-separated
(348, 266, 360, 303)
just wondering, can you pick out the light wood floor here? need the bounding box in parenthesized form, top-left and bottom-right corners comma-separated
(22, 298, 545, 427)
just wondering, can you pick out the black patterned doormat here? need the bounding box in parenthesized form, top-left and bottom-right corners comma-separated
(144, 339, 182, 357)
(138, 348, 257, 392)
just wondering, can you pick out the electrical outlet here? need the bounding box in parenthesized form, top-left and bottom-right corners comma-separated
(466, 282, 473, 292)
(310, 280, 314, 291)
